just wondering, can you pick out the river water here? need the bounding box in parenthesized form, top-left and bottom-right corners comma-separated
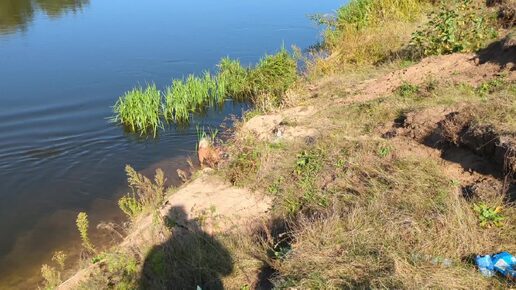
(0, 0, 341, 288)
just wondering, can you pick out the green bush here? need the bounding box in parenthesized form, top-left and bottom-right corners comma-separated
(410, 0, 497, 57)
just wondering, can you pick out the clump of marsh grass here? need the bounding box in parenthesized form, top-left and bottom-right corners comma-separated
(114, 49, 297, 134)
(217, 57, 251, 100)
(248, 48, 298, 105)
(163, 49, 297, 122)
(112, 84, 162, 136)
(163, 72, 220, 124)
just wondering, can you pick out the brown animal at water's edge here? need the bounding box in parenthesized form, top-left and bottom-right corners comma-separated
(197, 138, 221, 168)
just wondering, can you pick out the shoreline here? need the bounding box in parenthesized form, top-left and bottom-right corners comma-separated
(38, 1, 516, 288)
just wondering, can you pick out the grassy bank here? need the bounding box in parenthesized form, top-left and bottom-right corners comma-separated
(41, 0, 515, 289)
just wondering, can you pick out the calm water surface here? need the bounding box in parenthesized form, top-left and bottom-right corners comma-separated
(0, 0, 341, 288)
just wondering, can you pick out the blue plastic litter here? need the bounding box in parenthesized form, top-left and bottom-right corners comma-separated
(476, 252, 516, 279)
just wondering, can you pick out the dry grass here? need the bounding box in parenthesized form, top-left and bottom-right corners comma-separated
(222, 61, 515, 288)
(309, 0, 432, 76)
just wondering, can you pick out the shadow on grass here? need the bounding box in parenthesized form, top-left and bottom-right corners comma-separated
(138, 206, 233, 290)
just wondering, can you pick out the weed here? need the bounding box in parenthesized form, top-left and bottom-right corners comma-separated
(396, 81, 420, 98)
(40, 264, 61, 290)
(118, 165, 167, 221)
(273, 244, 292, 260)
(78, 252, 139, 289)
(295, 151, 320, 175)
(76, 212, 96, 254)
(118, 193, 143, 220)
(377, 146, 391, 158)
(224, 137, 262, 186)
(473, 203, 504, 227)
(196, 125, 219, 151)
(147, 248, 167, 279)
(52, 251, 67, 270)
(112, 84, 162, 136)
(292, 150, 327, 211)
(410, 0, 497, 57)
(248, 48, 298, 105)
(476, 77, 507, 98)
(40, 251, 67, 290)
(268, 177, 285, 195)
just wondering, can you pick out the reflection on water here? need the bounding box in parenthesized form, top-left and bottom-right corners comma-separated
(0, 0, 89, 34)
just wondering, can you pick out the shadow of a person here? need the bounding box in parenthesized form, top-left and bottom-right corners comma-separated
(138, 206, 233, 290)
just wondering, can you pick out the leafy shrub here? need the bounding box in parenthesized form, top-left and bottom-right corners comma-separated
(473, 203, 504, 227)
(410, 0, 497, 57)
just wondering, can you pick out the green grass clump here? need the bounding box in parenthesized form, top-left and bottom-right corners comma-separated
(218, 49, 298, 106)
(163, 72, 220, 124)
(396, 81, 420, 98)
(114, 49, 297, 134)
(473, 203, 505, 228)
(162, 49, 296, 124)
(112, 84, 162, 136)
(249, 48, 297, 100)
(217, 57, 250, 100)
(410, 0, 497, 57)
